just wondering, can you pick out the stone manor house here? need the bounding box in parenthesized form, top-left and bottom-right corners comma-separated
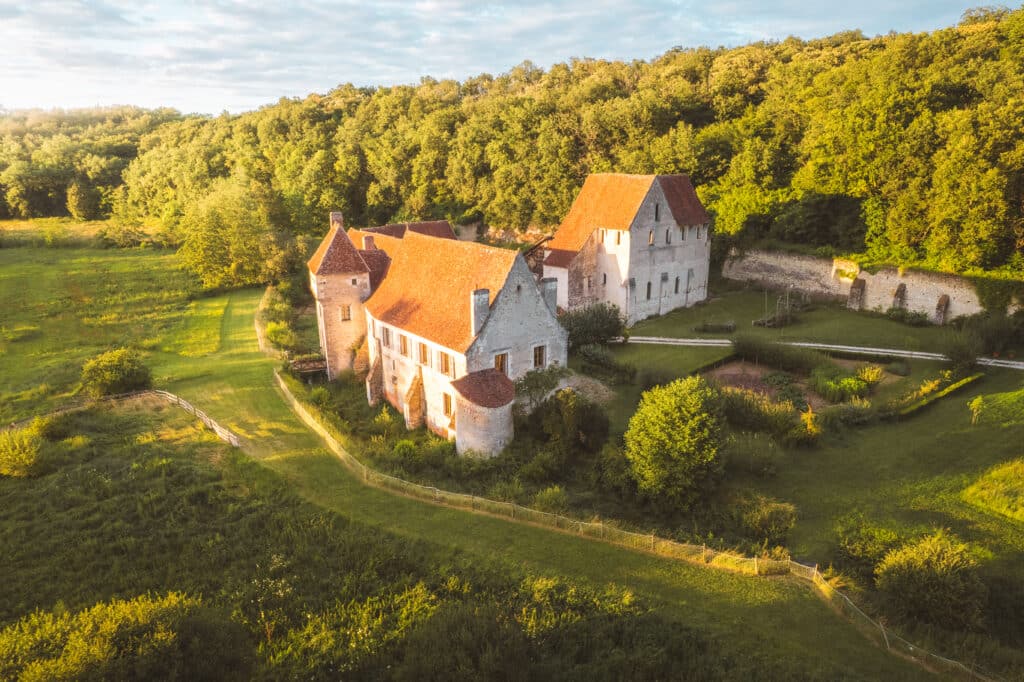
(309, 173, 711, 455)
(543, 173, 711, 325)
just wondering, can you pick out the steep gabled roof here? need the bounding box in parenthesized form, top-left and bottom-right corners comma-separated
(451, 368, 515, 408)
(545, 174, 708, 257)
(364, 232, 519, 352)
(363, 220, 457, 240)
(308, 225, 369, 276)
(359, 248, 392, 290)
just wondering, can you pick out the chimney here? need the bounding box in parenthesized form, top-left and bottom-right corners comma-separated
(362, 235, 376, 250)
(471, 289, 490, 335)
(330, 211, 344, 230)
(540, 277, 558, 314)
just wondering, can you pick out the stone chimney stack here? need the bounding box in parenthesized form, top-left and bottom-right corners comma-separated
(471, 289, 490, 336)
(362, 235, 376, 250)
(540, 277, 558, 314)
(330, 211, 344, 230)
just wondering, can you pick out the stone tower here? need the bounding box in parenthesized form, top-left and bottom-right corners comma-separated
(308, 212, 372, 378)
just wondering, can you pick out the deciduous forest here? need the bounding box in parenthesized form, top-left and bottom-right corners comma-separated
(2, 7, 1023, 287)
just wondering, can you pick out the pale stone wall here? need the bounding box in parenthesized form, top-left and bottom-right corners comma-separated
(310, 270, 371, 378)
(543, 264, 570, 309)
(455, 398, 513, 456)
(468, 257, 568, 380)
(366, 313, 466, 438)
(722, 249, 1002, 322)
(623, 183, 711, 325)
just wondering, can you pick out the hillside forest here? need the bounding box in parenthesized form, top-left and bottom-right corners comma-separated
(1, 7, 1023, 287)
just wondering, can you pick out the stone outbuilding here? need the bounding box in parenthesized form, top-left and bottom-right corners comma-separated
(310, 215, 568, 456)
(543, 174, 712, 325)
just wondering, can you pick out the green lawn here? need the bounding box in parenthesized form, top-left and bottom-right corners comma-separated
(631, 286, 961, 353)
(0, 245, 927, 679)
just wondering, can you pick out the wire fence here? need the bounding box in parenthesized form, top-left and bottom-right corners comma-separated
(273, 369, 998, 681)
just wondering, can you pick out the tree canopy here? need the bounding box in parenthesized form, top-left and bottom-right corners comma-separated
(4, 9, 1024, 283)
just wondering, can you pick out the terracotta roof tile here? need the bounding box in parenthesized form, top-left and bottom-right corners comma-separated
(308, 225, 369, 276)
(364, 232, 519, 352)
(658, 174, 710, 226)
(364, 220, 457, 240)
(546, 174, 709, 255)
(347, 229, 404, 257)
(450, 368, 515, 408)
(358, 248, 391, 290)
(542, 248, 576, 268)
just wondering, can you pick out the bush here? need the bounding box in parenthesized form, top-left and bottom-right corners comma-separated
(719, 388, 798, 438)
(488, 478, 526, 503)
(724, 433, 781, 478)
(875, 531, 988, 630)
(80, 347, 152, 398)
(856, 364, 884, 385)
(534, 485, 570, 513)
(739, 494, 797, 545)
(809, 365, 869, 403)
(886, 307, 931, 326)
(624, 376, 723, 509)
(820, 397, 877, 428)
(577, 344, 636, 384)
(0, 427, 44, 477)
(559, 302, 626, 349)
(941, 333, 981, 379)
(783, 406, 822, 447)
(731, 335, 823, 374)
(265, 320, 301, 352)
(533, 389, 609, 464)
(952, 311, 1022, 355)
(834, 513, 902, 578)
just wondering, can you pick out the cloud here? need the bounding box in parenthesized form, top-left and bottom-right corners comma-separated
(0, 0, 988, 113)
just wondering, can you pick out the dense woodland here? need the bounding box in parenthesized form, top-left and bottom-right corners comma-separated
(2, 7, 1024, 286)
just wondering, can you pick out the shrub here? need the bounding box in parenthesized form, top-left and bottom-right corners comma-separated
(533, 485, 570, 513)
(265, 320, 300, 352)
(875, 531, 988, 630)
(783, 406, 821, 447)
(80, 347, 152, 397)
(834, 513, 902, 578)
(514, 365, 571, 413)
(739, 494, 797, 545)
(886, 307, 930, 326)
(534, 389, 609, 464)
(731, 335, 823, 374)
(820, 397, 877, 428)
(941, 333, 981, 379)
(809, 365, 869, 403)
(624, 376, 723, 508)
(487, 478, 526, 503)
(724, 433, 781, 478)
(559, 302, 626, 349)
(392, 439, 418, 459)
(0, 427, 44, 477)
(856, 364, 884, 385)
(719, 388, 798, 438)
(309, 386, 332, 409)
(577, 344, 636, 384)
(597, 443, 636, 498)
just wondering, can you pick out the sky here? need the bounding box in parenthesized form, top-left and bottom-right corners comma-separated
(0, 0, 1001, 115)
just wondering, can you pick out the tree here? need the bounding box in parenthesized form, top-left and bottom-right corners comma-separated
(66, 179, 102, 220)
(875, 531, 988, 629)
(558, 302, 626, 349)
(624, 376, 723, 508)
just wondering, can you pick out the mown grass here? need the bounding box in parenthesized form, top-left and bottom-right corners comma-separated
(631, 285, 959, 353)
(963, 459, 1024, 523)
(0, 245, 926, 679)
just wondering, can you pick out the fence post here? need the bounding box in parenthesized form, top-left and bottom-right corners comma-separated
(879, 622, 890, 650)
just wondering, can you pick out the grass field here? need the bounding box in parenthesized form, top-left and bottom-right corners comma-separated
(631, 285, 966, 353)
(0, 244, 930, 679)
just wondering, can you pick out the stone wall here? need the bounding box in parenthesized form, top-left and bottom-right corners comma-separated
(310, 270, 371, 378)
(454, 398, 513, 456)
(721, 249, 1007, 322)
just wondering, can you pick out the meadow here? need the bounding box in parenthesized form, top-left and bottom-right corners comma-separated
(0, 238, 929, 678)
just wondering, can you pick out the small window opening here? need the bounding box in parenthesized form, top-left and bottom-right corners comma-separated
(655, 203, 660, 221)
(648, 230, 654, 246)
(674, 277, 680, 294)
(646, 282, 652, 300)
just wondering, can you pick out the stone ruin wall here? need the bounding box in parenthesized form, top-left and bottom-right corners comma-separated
(722, 249, 998, 323)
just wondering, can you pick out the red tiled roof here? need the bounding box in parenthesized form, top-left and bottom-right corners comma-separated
(347, 229, 403, 258)
(658, 174, 710, 226)
(364, 232, 519, 352)
(546, 174, 708, 255)
(542, 248, 576, 268)
(364, 220, 457, 240)
(451, 368, 515, 408)
(308, 225, 369, 276)
(359, 248, 391, 290)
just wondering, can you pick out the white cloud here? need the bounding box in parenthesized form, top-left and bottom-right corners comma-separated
(0, 0, 989, 113)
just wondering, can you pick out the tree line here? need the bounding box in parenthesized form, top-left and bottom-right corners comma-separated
(2, 6, 1022, 286)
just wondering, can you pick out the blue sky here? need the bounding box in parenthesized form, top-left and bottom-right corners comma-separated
(0, 1, 1000, 114)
